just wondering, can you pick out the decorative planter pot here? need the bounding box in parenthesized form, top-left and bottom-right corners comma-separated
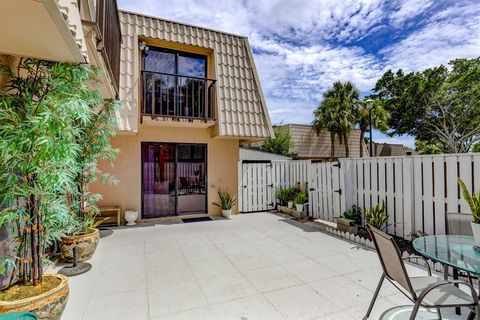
(60, 228, 100, 263)
(125, 210, 139, 226)
(295, 204, 304, 212)
(471, 222, 480, 248)
(287, 201, 294, 209)
(222, 209, 232, 218)
(337, 218, 358, 234)
(0, 274, 69, 320)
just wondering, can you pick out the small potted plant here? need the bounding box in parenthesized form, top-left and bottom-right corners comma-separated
(337, 205, 362, 233)
(287, 187, 296, 209)
(214, 188, 236, 218)
(458, 178, 480, 248)
(294, 192, 307, 212)
(274, 188, 289, 207)
(60, 211, 103, 263)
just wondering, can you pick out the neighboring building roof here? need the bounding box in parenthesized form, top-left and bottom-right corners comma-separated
(240, 148, 292, 161)
(117, 10, 273, 139)
(280, 124, 368, 159)
(370, 143, 406, 157)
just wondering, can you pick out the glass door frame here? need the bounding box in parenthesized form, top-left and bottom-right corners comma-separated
(140, 141, 208, 219)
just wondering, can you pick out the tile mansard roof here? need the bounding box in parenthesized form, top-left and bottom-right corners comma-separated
(117, 10, 274, 139)
(281, 124, 368, 159)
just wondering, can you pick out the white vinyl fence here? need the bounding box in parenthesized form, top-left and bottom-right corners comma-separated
(238, 160, 309, 213)
(238, 153, 480, 241)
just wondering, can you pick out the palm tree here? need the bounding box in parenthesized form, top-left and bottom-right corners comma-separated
(313, 81, 359, 159)
(356, 99, 389, 157)
(313, 98, 342, 160)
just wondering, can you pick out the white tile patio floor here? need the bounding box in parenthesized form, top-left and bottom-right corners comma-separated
(60, 212, 468, 320)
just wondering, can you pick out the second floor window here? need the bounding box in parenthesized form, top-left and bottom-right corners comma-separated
(142, 47, 214, 120)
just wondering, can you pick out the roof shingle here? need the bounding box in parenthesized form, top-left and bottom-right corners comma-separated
(117, 10, 273, 139)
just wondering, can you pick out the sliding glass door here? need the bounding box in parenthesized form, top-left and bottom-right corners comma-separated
(142, 142, 207, 218)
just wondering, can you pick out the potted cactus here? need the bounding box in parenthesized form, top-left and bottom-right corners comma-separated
(458, 178, 480, 248)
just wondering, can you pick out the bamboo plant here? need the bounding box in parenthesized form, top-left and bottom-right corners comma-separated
(68, 88, 119, 234)
(0, 59, 96, 287)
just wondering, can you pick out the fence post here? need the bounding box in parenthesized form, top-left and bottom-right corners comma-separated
(402, 157, 414, 240)
(340, 158, 356, 213)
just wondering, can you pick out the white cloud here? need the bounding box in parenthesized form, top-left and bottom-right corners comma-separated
(389, 0, 433, 28)
(383, 1, 480, 71)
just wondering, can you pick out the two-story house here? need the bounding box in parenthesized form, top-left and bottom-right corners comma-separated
(90, 11, 273, 220)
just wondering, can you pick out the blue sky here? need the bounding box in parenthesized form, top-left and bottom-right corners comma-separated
(118, 0, 480, 148)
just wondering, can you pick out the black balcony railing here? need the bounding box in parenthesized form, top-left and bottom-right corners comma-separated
(142, 71, 216, 121)
(95, 0, 121, 95)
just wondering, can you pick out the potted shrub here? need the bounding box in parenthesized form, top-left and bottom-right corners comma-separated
(458, 178, 480, 248)
(294, 192, 307, 212)
(214, 189, 236, 218)
(337, 205, 362, 233)
(274, 188, 289, 207)
(0, 59, 95, 319)
(287, 187, 296, 209)
(61, 91, 118, 263)
(60, 212, 103, 263)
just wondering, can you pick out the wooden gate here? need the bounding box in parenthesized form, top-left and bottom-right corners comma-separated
(238, 161, 273, 212)
(308, 162, 342, 221)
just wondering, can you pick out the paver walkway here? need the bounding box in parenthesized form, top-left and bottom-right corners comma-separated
(61, 212, 465, 319)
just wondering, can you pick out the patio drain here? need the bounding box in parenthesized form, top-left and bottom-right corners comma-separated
(181, 217, 213, 223)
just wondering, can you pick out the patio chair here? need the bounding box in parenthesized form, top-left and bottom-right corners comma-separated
(364, 225, 480, 320)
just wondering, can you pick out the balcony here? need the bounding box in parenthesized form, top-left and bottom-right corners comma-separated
(95, 0, 121, 95)
(142, 71, 216, 126)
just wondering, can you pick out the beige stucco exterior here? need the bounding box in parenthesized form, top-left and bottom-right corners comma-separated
(90, 125, 240, 219)
(88, 11, 273, 220)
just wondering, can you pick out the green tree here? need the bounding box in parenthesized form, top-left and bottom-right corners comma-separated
(0, 59, 94, 286)
(415, 140, 443, 155)
(260, 126, 294, 156)
(356, 99, 389, 157)
(372, 57, 480, 153)
(313, 81, 359, 159)
(472, 141, 480, 152)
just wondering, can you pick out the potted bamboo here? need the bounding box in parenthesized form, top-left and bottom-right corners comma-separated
(458, 179, 480, 248)
(60, 96, 118, 263)
(0, 59, 97, 319)
(213, 189, 236, 218)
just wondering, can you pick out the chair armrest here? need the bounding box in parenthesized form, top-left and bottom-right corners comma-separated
(403, 256, 432, 276)
(417, 279, 479, 306)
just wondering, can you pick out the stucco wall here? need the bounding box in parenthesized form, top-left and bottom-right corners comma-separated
(90, 124, 240, 219)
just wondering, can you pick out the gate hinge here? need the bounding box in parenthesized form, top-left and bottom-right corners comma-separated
(334, 189, 342, 195)
(333, 162, 341, 168)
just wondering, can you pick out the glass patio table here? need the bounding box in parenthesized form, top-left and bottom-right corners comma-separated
(413, 235, 480, 276)
(413, 235, 480, 318)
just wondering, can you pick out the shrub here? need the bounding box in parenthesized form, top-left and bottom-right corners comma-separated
(364, 201, 389, 231)
(294, 192, 307, 205)
(275, 188, 289, 206)
(342, 205, 362, 224)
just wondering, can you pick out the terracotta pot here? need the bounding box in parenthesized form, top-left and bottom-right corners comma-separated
(61, 228, 100, 263)
(0, 274, 69, 320)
